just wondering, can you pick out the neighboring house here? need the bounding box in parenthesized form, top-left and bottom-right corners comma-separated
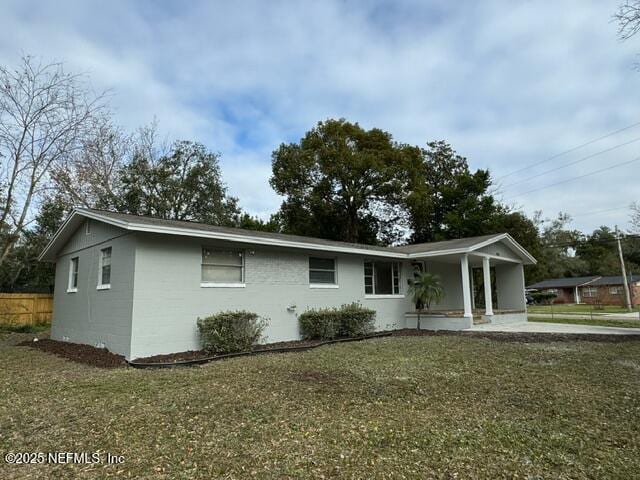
(527, 275, 640, 306)
(39, 209, 536, 360)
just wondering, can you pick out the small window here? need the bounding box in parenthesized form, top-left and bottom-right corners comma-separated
(85, 220, 91, 235)
(98, 247, 112, 288)
(609, 286, 624, 295)
(582, 287, 597, 298)
(68, 257, 79, 292)
(364, 261, 401, 295)
(202, 248, 244, 284)
(309, 257, 336, 284)
(546, 288, 559, 294)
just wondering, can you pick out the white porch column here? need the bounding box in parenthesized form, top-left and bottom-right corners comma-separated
(482, 256, 494, 316)
(460, 254, 473, 318)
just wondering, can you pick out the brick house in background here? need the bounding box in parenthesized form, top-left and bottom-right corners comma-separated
(527, 275, 640, 306)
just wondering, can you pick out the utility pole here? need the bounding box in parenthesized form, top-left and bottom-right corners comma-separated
(615, 225, 633, 312)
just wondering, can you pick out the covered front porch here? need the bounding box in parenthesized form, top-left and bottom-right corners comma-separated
(401, 237, 531, 330)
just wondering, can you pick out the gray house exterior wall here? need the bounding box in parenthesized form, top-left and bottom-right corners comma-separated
(129, 234, 413, 359)
(47, 216, 533, 360)
(51, 220, 136, 358)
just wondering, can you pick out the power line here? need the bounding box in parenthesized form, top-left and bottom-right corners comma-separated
(504, 155, 640, 200)
(496, 120, 640, 181)
(500, 136, 640, 190)
(544, 233, 640, 249)
(570, 205, 633, 218)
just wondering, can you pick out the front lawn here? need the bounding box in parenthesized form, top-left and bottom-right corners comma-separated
(530, 316, 640, 329)
(2, 335, 640, 479)
(528, 304, 634, 314)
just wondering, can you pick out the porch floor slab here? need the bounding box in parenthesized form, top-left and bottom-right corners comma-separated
(465, 321, 640, 335)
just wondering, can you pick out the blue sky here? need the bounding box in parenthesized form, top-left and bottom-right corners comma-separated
(1, 0, 639, 232)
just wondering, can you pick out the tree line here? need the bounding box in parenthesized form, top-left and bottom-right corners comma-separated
(1, 56, 639, 292)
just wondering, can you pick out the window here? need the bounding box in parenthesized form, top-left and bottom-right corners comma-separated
(546, 288, 559, 294)
(85, 220, 91, 235)
(582, 287, 597, 298)
(98, 247, 111, 289)
(309, 257, 336, 285)
(364, 261, 401, 295)
(68, 257, 79, 292)
(201, 248, 244, 285)
(610, 286, 624, 295)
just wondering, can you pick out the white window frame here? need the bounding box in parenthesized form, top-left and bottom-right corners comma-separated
(364, 260, 403, 298)
(85, 219, 91, 235)
(97, 247, 112, 290)
(200, 247, 246, 288)
(582, 286, 597, 298)
(609, 286, 623, 295)
(309, 256, 338, 288)
(67, 257, 79, 293)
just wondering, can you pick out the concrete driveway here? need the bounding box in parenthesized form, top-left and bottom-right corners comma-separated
(466, 321, 640, 335)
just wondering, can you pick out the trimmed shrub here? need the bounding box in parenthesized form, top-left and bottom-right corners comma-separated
(299, 303, 376, 340)
(197, 310, 267, 354)
(530, 292, 557, 305)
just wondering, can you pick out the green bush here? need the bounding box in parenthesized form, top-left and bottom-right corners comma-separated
(530, 292, 557, 305)
(197, 311, 267, 354)
(299, 303, 376, 340)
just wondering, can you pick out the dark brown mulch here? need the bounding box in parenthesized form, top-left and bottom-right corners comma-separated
(136, 339, 327, 363)
(17, 339, 127, 369)
(390, 328, 640, 343)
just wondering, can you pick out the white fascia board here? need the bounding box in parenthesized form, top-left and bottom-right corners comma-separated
(467, 233, 537, 265)
(38, 210, 84, 262)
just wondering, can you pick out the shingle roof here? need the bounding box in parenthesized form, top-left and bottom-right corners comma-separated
(38, 208, 538, 264)
(591, 275, 640, 286)
(390, 234, 504, 254)
(527, 276, 600, 289)
(528, 274, 640, 290)
(88, 209, 394, 253)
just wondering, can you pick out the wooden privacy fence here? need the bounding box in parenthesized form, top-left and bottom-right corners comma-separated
(0, 293, 53, 326)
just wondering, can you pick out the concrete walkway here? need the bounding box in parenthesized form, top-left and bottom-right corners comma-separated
(529, 312, 640, 321)
(466, 321, 640, 335)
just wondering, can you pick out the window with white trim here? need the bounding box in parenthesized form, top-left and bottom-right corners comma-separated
(364, 261, 400, 295)
(201, 248, 244, 283)
(546, 288, 559, 294)
(609, 286, 624, 295)
(309, 257, 336, 284)
(582, 286, 597, 298)
(98, 247, 112, 287)
(68, 257, 79, 292)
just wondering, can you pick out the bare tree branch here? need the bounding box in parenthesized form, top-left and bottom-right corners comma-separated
(615, 1, 640, 40)
(0, 55, 107, 267)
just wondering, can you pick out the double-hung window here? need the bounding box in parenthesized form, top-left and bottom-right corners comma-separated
(309, 257, 337, 287)
(98, 247, 112, 289)
(364, 261, 401, 295)
(582, 286, 597, 298)
(68, 257, 79, 292)
(201, 248, 244, 286)
(609, 286, 624, 295)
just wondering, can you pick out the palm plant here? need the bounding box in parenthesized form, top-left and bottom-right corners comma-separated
(407, 270, 445, 330)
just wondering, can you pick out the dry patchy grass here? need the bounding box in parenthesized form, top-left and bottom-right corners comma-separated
(1, 336, 640, 479)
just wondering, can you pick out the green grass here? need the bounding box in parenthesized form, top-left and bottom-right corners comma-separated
(0, 322, 50, 335)
(2, 336, 640, 479)
(530, 316, 640, 329)
(528, 304, 635, 314)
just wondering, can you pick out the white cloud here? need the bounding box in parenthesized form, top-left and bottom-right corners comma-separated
(0, 0, 638, 230)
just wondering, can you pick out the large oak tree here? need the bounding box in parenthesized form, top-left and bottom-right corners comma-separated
(270, 119, 415, 245)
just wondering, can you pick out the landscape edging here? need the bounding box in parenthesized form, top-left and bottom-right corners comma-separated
(127, 332, 392, 369)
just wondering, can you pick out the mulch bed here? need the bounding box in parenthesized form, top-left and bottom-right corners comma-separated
(15, 330, 640, 369)
(17, 339, 127, 369)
